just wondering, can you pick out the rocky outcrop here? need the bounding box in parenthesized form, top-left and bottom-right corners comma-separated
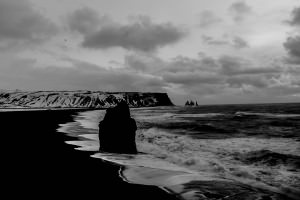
(99, 101, 138, 154)
(0, 91, 174, 108)
(185, 100, 198, 106)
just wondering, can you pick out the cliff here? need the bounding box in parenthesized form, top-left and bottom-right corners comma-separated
(0, 91, 174, 108)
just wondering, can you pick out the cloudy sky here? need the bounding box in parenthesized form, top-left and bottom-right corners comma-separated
(0, 0, 300, 105)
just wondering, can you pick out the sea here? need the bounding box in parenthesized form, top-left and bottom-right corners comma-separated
(58, 103, 300, 200)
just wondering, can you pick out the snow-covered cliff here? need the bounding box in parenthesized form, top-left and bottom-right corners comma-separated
(0, 91, 174, 108)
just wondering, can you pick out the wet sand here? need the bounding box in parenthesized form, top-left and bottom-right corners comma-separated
(1, 109, 179, 199)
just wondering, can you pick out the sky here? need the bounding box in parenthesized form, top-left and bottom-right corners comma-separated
(0, 0, 300, 105)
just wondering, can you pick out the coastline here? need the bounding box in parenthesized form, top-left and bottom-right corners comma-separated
(2, 109, 179, 199)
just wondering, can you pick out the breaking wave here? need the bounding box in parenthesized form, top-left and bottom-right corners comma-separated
(59, 105, 300, 200)
(233, 112, 300, 119)
(234, 149, 300, 169)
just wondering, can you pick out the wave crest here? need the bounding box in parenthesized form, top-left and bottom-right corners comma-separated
(235, 150, 300, 170)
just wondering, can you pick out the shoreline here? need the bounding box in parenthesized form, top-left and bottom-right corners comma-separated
(63, 108, 300, 200)
(2, 109, 179, 199)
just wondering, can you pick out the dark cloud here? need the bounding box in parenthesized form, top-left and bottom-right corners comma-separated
(125, 52, 282, 81)
(124, 53, 290, 97)
(288, 7, 300, 26)
(227, 74, 270, 88)
(283, 35, 300, 64)
(229, 1, 252, 22)
(219, 55, 248, 74)
(232, 36, 249, 49)
(124, 54, 147, 71)
(202, 35, 229, 46)
(124, 52, 167, 73)
(167, 55, 220, 73)
(0, 0, 57, 42)
(202, 35, 249, 49)
(125, 53, 221, 75)
(67, 7, 115, 35)
(283, 7, 300, 64)
(161, 54, 294, 98)
(219, 56, 280, 75)
(200, 56, 219, 69)
(265, 85, 300, 97)
(122, 53, 223, 90)
(198, 10, 222, 27)
(0, 55, 167, 92)
(67, 7, 101, 34)
(163, 71, 224, 85)
(81, 16, 186, 51)
(164, 56, 202, 73)
(125, 54, 158, 72)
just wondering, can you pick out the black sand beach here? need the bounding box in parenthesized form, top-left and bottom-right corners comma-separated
(2, 109, 179, 199)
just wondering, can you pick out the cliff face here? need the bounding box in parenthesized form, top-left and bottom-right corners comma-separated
(0, 91, 174, 108)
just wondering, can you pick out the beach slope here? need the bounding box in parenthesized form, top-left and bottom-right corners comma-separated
(1, 109, 178, 199)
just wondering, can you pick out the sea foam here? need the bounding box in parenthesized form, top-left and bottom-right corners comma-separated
(58, 107, 300, 200)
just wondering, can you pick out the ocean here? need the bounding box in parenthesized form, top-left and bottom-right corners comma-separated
(58, 103, 300, 200)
